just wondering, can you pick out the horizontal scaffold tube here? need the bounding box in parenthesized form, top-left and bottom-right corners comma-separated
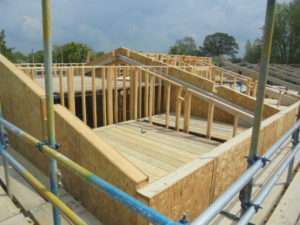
(191, 119, 300, 225)
(0, 117, 182, 225)
(0, 146, 87, 225)
(237, 142, 300, 225)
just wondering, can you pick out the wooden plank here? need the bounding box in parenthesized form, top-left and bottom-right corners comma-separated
(114, 68, 119, 123)
(107, 67, 113, 125)
(144, 71, 149, 117)
(59, 68, 65, 106)
(149, 74, 154, 123)
(266, 169, 300, 225)
(0, 186, 21, 222)
(138, 69, 142, 118)
(67, 68, 75, 114)
(122, 67, 127, 121)
(157, 77, 162, 113)
(165, 82, 171, 129)
(0, 213, 30, 225)
(183, 91, 192, 133)
(81, 67, 87, 124)
(175, 86, 183, 131)
(233, 112, 239, 137)
(206, 101, 215, 139)
(133, 69, 139, 120)
(102, 68, 107, 126)
(92, 68, 97, 128)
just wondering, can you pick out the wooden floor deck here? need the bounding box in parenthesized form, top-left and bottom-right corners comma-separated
(94, 120, 220, 182)
(151, 113, 249, 140)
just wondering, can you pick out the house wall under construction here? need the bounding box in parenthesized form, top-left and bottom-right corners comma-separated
(0, 48, 299, 225)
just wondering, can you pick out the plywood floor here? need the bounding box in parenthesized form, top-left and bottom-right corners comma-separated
(94, 120, 220, 182)
(264, 98, 287, 110)
(151, 113, 248, 140)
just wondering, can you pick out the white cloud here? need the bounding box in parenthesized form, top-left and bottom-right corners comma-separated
(22, 16, 42, 40)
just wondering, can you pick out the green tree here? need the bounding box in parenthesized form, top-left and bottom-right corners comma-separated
(169, 37, 200, 55)
(27, 50, 44, 63)
(271, 0, 300, 63)
(13, 51, 28, 63)
(201, 32, 239, 57)
(0, 30, 15, 61)
(58, 42, 92, 63)
(244, 39, 262, 63)
(89, 50, 105, 61)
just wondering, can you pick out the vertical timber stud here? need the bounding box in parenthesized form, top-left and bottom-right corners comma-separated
(239, 0, 276, 213)
(41, 0, 61, 224)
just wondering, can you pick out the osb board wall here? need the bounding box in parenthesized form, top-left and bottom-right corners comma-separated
(54, 106, 148, 225)
(0, 54, 149, 225)
(137, 102, 299, 223)
(211, 102, 298, 200)
(0, 54, 49, 172)
(216, 86, 279, 118)
(137, 158, 215, 224)
(169, 88, 234, 124)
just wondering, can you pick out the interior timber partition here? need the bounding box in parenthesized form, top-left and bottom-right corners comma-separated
(137, 101, 299, 224)
(0, 54, 149, 225)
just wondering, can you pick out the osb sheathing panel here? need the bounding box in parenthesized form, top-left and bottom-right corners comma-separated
(138, 102, 299, 224)
(0, 54, 148, 225)
(170, 89, 234, 123)
(211, 101, 299, 200)
(216, 86, 279, 118)
(210, 134, 251, 200)
(54, 105, 148, 225)
(0, 55, 49, 172)
(137, 158, 214, 224)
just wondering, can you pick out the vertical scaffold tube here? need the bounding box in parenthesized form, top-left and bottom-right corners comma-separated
(0, 102, 12, 198)
(41, 0, 61, 224)
(239, 0, 277, 212)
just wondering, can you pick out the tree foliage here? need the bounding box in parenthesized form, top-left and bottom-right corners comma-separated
(53, 42, 92, 63)
(244, 39, 262, 63)
(272, 0, 300, 63)
(201, 32, 239, 57)
(169, 37, 200, 56)
(0, 30, 15, 61)
(244, 0, 300, 64)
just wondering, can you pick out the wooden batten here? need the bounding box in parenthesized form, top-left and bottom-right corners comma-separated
(92, 68, 97, 128)
(114, 67, 119, 123)
(165, 82, 171, 129)
(122, 67, 127, 121)
(102, 68, 107, 126)
(183, 91, 192, 133)
(148, 74, 155, 123)
(138, 69, 142, 118)
(207, 100, 215, 139)
(175, 86, 183, 131)
(81, 67, 87, 124)
(59, 68, 65, 106)
(144, 71, 149, 117)
(233, 112, 239, 137)
(67, 68, 75, 114)
(107, 67, 113, 125)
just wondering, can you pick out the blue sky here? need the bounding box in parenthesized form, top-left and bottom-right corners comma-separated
(0, 0, 288, 56)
